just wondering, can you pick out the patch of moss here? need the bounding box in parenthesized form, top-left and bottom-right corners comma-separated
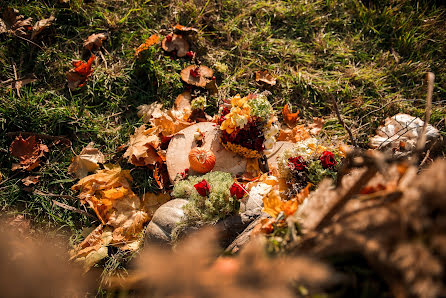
(171, 172, 236, 239)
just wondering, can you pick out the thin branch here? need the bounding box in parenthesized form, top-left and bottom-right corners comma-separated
(331, 94, 358, 147)
(51, 200, 97, 219)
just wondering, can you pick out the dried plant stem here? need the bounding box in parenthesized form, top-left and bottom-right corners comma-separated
(315, 166, 378, 230)
(416, 72, 435, 154)
(331, 95, 357, 147)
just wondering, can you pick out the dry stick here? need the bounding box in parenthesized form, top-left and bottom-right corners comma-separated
(416, 72, 435, 156)
(315, 166, 378, 231)
(51, 200, 96, 220)
(12, 63, 20, 98)
(331, 95, 358, 147)
(32, 189, 77, 200)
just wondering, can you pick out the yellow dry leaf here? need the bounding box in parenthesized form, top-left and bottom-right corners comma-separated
(70, 225, 113, 272)
(68, 142, 105, 178)
(277, 124, 311, 143)
(263, 190, 298, 218)
(123, 125, 162, 167)
(141, 192, 171, 219)
(72, 164, 132, 199)
(107, 193, 150, 248)
(149, 110, 193, 136)
(262, 190, 283, 218)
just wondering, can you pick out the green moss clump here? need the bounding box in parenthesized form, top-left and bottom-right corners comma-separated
(172, 171, 236, 228)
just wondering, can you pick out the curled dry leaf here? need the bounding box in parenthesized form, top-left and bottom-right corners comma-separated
(68, 142, 105, 178)
(277, 124, 311, 143)
(31, 15, 55, 40)
(282, 104, 299, 128)
(173, 24, 199, 35)
(309, 117, 324, 135)
(255, 70, 276, 86)
(9, 135, 48, 171)
(66, 55, 95, 90)
(263, 189, 298, 218)
(72, 165, 150, 269)
(162, 33, 189, 57)
(134, 34, 160, 56)
(123, 125, 164, 167)
(180, 65, 214, 88)
(21, 175, 40, 186)
(83, 32, 108, 51)
(0, 8, 33, 37)
(70, 225, 113, 271)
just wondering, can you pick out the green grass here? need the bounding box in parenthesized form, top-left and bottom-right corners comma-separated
(0, 0, 445, 285)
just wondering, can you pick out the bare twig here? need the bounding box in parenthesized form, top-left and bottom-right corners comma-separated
(416, 72, 435, 154)
(51, 200, 96, 219)
(331, 94, 358, 147)
(315, 166, 378, 230)
(12, 63, 19, 97)
(32, 189, 77, 200)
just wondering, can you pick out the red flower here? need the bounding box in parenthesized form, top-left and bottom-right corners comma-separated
(288, 156, 307, 171)
(180, 168, 189, 179)
(194, 179, 210, 196)
(230, 183, 245, 200)
(190, 67, 200, 78)
(320, 151, 337, 169)
(166, 35, 173, 42)
(186, 51, 195, 58)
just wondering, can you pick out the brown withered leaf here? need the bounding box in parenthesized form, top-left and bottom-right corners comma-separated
(180, 65, 214, 88)
(309, 117, 324, 135)
(68, 142, 105, 178)
(9, 135, 48, 171)
(123, 125, 163, 167)
(277, 124, 311, 143)
(83, 32, 108, 51)
(31, 15, 55, 40)
(1, 8, 33, 37)
(141, 192, 171, 218)
(161, 33, 189, 57)
(21, 175, 40, 186)
(255, 70, 276, 86)
(242, 158, 261, 181)
(282, 104, 299, 128)
(153, 162, 170, 189)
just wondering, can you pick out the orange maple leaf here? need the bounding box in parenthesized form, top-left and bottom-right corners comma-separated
(135, 34, 160, 56)
(282, 104, 299, 128)
(66, 55, 96, 90)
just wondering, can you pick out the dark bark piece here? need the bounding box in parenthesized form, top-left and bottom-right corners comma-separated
(225, 216, 263, 254)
